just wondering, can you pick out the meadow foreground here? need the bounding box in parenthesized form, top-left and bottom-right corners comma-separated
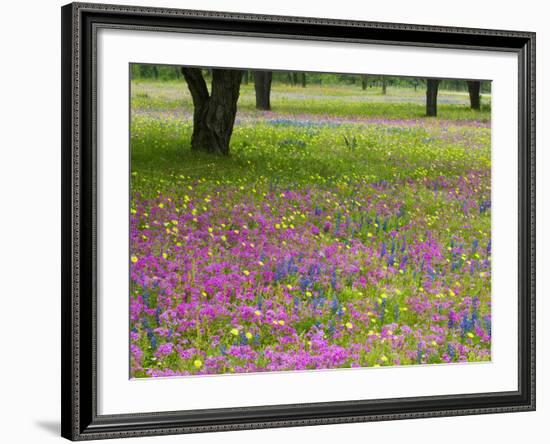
(129, 82, 492, 377)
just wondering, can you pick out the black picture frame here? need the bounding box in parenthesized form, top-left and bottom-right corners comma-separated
(61, 2, 536, 440)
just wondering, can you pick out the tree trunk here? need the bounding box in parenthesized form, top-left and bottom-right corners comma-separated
(301, 72, 307, 88)
(139, 64, 148, 78)
(361, 75, 368, 90)
(242, 70, 249, 85)
(382, 78, 387, 95)
(426, 78, 439, 117)
(254, 71, 273, 111)
(287, 73, 294, 86)
(181, 67, 243, 156)
(467, 80, 481, 110)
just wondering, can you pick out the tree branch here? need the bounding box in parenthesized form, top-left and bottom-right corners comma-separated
(181, 67, 210, 107)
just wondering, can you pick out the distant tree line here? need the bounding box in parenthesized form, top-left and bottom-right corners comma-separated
(130, 65, 490, 94)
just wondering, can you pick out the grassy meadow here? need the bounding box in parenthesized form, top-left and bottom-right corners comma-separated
(129, 78, 492, 377)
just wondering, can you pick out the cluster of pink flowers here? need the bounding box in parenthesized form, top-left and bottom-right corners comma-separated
(129, 162, 491, 377)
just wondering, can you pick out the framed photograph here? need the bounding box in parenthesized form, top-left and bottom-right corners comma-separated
(61, 2, 536, 440)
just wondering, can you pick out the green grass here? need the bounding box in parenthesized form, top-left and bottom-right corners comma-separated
(131, 81, 491, 122)
(131, 115, 490, 197)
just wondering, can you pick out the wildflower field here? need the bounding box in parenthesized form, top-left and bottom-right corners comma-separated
(130, 80, 492, 378)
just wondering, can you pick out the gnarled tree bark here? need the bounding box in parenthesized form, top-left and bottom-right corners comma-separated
(254, 70, 273, 111)
(181, 67, 243, 156)
(426, 78, 440, 117)
(467, 80, 481, 110)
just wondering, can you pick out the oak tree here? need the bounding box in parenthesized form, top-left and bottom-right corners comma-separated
(181, 67, 243, 155)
